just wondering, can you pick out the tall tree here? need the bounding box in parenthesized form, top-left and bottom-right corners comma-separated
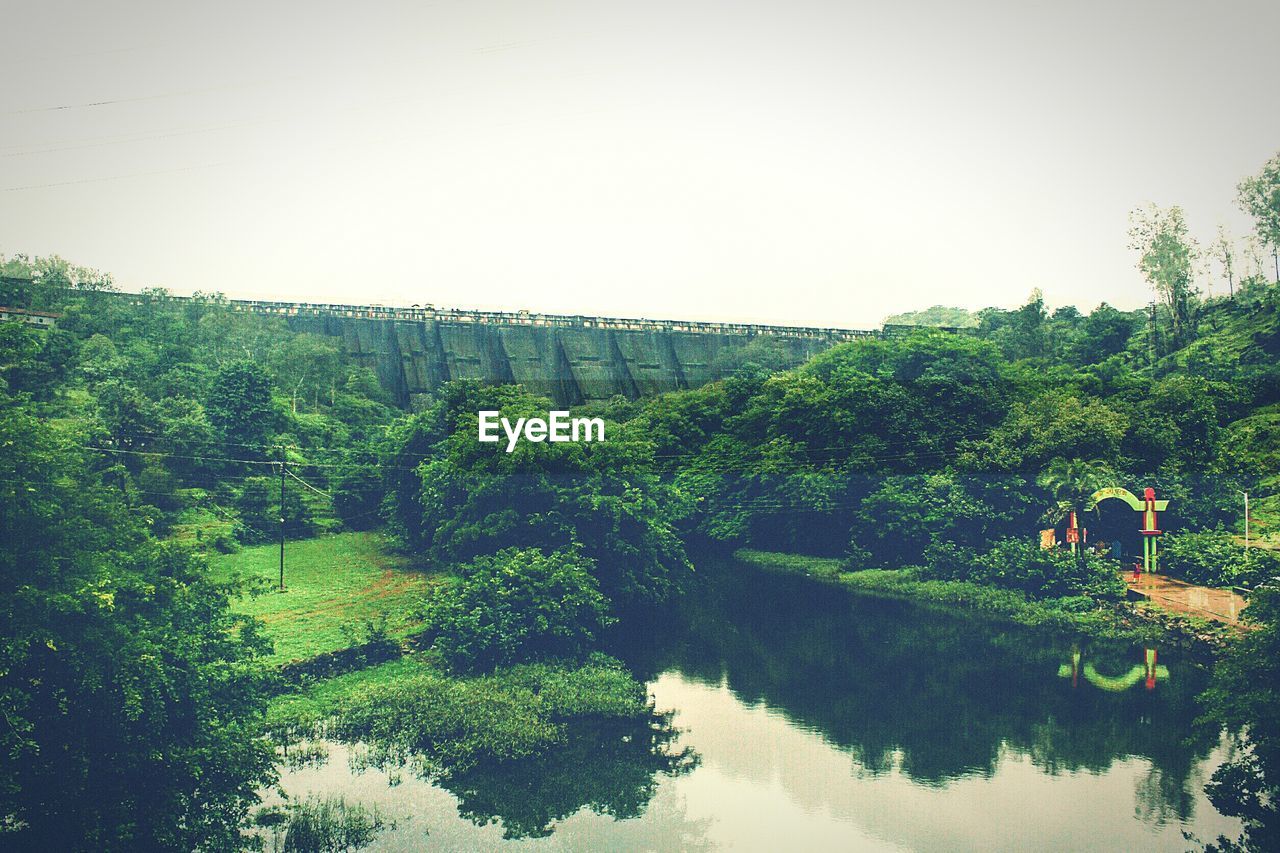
(1211, 226, 1237, 298)
(1129, 204, 1199, 348)
(1036, 457, 1117, 528)
(1237, 150, 1280, 281)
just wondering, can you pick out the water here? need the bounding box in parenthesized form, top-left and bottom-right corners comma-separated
(270, 559, 1242, 850)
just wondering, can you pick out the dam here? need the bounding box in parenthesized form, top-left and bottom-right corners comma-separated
(119, 293, 891, 407)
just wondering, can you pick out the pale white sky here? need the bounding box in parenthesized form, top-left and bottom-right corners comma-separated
(2, 0, 1277, 327)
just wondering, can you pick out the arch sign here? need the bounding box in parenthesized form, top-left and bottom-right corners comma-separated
(1086, 487, 1169, 574)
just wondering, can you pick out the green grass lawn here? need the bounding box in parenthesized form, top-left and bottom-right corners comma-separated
(211, 532, 437, 664)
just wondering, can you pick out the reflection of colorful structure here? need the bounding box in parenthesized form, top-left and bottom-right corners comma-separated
(1087, 487, 1169, 575)
(1058, 647, 1169, 692)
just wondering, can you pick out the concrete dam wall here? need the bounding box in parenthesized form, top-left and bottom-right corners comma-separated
(287, 314, 848, 408)
(110, 291, 884, 407)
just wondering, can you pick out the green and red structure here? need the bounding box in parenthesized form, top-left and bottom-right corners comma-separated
(1085, 486, 1169, 575)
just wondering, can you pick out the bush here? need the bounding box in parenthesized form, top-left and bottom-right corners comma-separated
(210, 530, 239, 554)
(424, 548, 613, 673)
(923, 537, 1126, 601)
(1160, 529, 1278, 588)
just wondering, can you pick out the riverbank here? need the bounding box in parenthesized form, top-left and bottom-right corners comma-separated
(733, 549, 1238, 656)
(210, 534, 660, 777)
(266, 652, 652, 773)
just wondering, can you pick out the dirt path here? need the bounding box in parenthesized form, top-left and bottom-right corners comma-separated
(1126, 572, 1249, 626)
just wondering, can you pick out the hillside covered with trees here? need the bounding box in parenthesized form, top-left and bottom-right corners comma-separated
(3, 150, 1280, 849)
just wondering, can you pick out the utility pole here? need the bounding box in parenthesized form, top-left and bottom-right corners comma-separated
(278, 445, 287, 591)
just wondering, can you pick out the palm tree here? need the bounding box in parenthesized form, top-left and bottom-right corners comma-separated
(1037, 458, 1118, 553)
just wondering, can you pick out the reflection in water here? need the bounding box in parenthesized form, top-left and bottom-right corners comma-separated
(272, 557, 1241, 848)
(1059, 647, 1169, 692)
(437, 714, 697, 839)
(613, 560, 1218, 792)
(609, 557, 1241, 846)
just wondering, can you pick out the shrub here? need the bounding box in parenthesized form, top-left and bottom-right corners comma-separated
(923, 537, 1126, 601)
(210, 529, 239, 554)
(1160, 529, 1277, 588)
(424, 548, 612, 673)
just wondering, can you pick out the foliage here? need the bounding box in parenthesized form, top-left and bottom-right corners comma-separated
(390, 381, 691, 607)
(882, 304, 978, 328)
(1129, 204, 1200, 348)
(1201, 586, 1280, 851)
(852, 473, 1032, 566)
(1237, 150, 1280, 251)
(922, 537, 1127, 601)
(331, 460, 383, 530)
(423, 548, 612, 673)
(236, 475, 315, 543)
(1037, 457, 1118, 524)
(1160, 531, 1278, 588)
(207, 359, 276, 449)
(275, 655, 650, 773)
(0, 399, 276, 849)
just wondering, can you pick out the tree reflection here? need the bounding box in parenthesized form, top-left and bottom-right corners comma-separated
(441, 712, 698, 839)
(338, 705, 697, 840)
(611, 557, 1220, 821)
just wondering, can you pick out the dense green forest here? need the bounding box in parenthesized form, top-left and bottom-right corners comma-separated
(3, 151, 1280, 849)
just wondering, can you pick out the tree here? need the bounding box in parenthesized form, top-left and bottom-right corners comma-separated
(963, 394, 1128, 475)
(852, 473, 1032, 567)
(391, 381, 691, 607)
(95, 379, 155, 454)
(206, 359, 274, 450)
(1237, 150, 1280, 280)
(1200, 585, 1280, 851)
(1074, 303, 1136, 365)
(1129, 204, 1199, 348)
(1014, 288, 1049, 359)
(423, 548, 612, 672)
(332, 461, 384, 530)
(1212, 226, 1238, 298)
(155, 396, 220, 485)
(267, 333, 342, 413)
(0, 397, 275, 849)
(1036, 457, 1117, 530)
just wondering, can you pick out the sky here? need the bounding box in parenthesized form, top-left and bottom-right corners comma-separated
(2, 0, 1278, 328)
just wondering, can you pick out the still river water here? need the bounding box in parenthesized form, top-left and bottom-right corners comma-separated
(273, 558, 1242, 851)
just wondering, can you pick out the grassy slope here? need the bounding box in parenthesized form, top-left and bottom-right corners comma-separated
(210, 532, 436, 663)
(205, 534, 652, 772)
(1173, 299, 1280, 544)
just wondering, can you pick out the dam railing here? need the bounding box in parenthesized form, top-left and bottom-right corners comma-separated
(118, 293, 889, 341)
